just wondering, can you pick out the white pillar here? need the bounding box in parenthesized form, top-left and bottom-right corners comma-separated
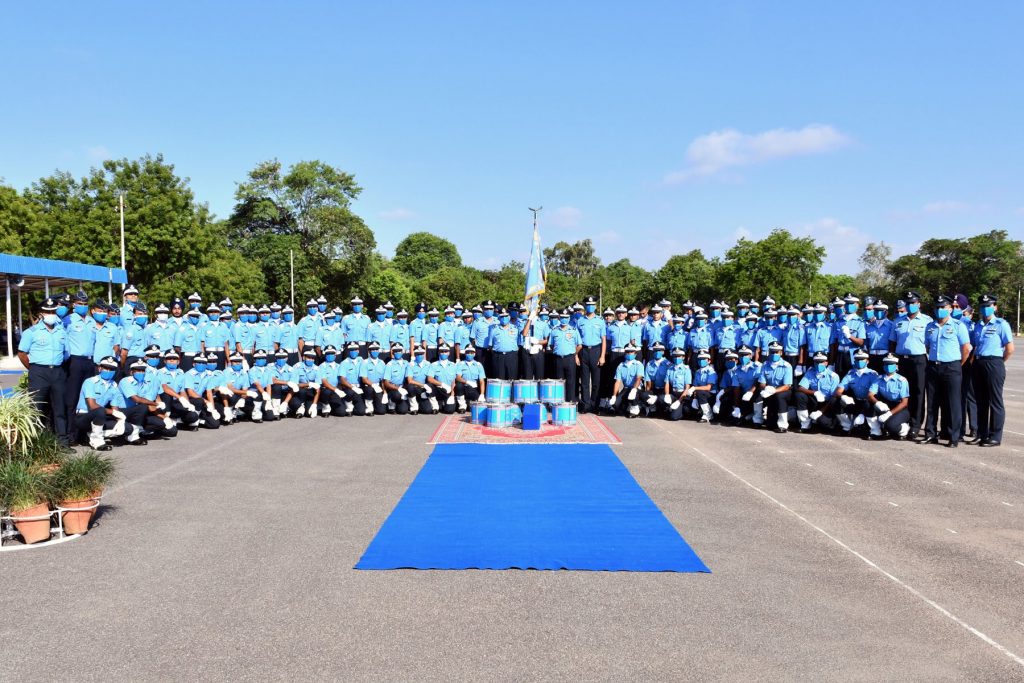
(5, 278, 12, 360)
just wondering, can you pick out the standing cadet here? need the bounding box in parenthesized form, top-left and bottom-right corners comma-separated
(275, 305, 299, 365)
(200, 303, 231, 370)
(454, 310, 474, 360)
(409, 303, 428, 355)
(63, 292, 97, 443)
(187, 292, 203, 312)
(779, 305, 806, 376)
(91, 300, 121, 369)
(685, 310, 713, 369)
(439, 306, 460, 360)
(609, 342, 644, 418)
(921, 295, 971, 447)
(145, 303, 176, 353)
(488, 306, 520, 380)
(383, 344, 412, 414)
(423, 307, 441, 361)
(602, 305, 632, 409)
(360, 342, 389, 415)
(342, 296, 370, 357)
(296, 299, 321, 358)
(454, 345, 486, 411)
(176, 309, 204, 371)
(890, 291, 932, 440)
(832, 293, 866, 377)
(952, 294, 978, 441)
(252, 305, 277, 360)
(757, 341, 794, 433)
(367, 306, 393, 362)
(548, 312, 581, 402)
(793, 351, 842, 433)
(805, 303, 833, 365)
(713, 308, 739, 377)
(121, 303, 150, 372)
(864, 299, 894, 372)
(315, 295, 329, 320)
(231, 305, 256, 366)
(576, 296, 605, 414)
(315, 307, 345, 360)
(335, 343, 366, 416)
(971, 294, 1014, 447)
(390, 310, 412, 357)
(18, 298, 70, 446)
(269, 302, 283, 323)
(642, 303, 668, 362)
(427, 343, 459, 414)
(471, 301, 496, 375)
(867, 353, 910, 440)
(664, 347, 693, 421)
(383, 300, 396, 323)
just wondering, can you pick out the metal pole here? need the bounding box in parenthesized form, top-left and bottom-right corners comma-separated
(119, 192, 126, 285)
(17, 290, 22, 336)
(5, 279, 12, 360)
(1017, 285, 1021, 335)
(44, 278, 49, 297)
(290, 250, 295, 308)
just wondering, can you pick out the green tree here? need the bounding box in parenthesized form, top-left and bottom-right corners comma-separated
(364, 266, 417, 312)
(585, 259, 654, 308)
(640, 250, 719, 306)
(393, 232, 462, 279)
(810, 273, 859, 303)
(544, 239, 600, 280)
(0, 185, 35, 254)
(716, 229, 826, 305)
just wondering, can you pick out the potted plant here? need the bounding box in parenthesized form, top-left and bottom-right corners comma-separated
(24, 429, 69, 473)
(0, 391, 44, 461)
(50, 453, 115, 535)
(0, 459, 52, 544)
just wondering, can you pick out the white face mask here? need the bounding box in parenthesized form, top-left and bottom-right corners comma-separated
(43, 314, 59, 326)
(157, 313, 169, 321)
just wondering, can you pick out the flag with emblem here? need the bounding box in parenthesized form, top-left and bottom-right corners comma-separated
(524, 210, 546, 327)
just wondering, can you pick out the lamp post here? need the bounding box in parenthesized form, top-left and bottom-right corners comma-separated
(116, 191, 126, 288)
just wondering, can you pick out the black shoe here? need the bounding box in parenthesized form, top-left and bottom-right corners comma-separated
(773, 427, 787, 434)
(947, 441, 958, 448)
(965, 434, 982, 444)
(919, 436, 939, 445)
(980, 439, 1001, 447)
(95, 443, 113, 452)
(131, 438, 148, 446)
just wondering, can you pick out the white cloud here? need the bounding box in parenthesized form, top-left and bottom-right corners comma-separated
(548, 206, 582, 228)
(796, 217, 872, 274)
(733, 226, 753, 241)
(593, 230, 621, 245)
(922, 200, 969, 213)
(85, 145, 110, 161)
(664, 124, 851, 184)
(379, 207, 417, 220)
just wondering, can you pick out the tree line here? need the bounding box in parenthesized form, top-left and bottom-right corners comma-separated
(1, 154, 1021, 328)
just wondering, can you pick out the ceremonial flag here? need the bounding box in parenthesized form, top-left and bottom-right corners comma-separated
(524, 214, 546, 323)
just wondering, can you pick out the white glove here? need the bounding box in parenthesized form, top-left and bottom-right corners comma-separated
(813, 390, 826, 403)
(878, 411, 892, 423)
(398, 388, 408, 399)
(373, 384, 383, 394)
(287, 381, 299, 393)
(111, 409, 126, 420)
(742, 390, 754, 402)
(210, 407, 221, 421)
(446, 394, 455, 405)
(234, 398, 246, 409)
(874, 401, 890, 413)
(162, 417, 174, 430)
(627, 387, 637, 401)
(646, 394, 657, 406)
(178, 396, 191, 410)
(794, 365, 804, 375)
(424, 386, 433, 395)
(309, 404, 318, 418)
(218, 386, 233, 396)
(842, 325, 851, 339)
(670, 400, 680, 411)
(611, 394, 620, 406)
(262, 391, 271, 402)
(351, 387, 363, 395)
(335, 388, 344, 398)
(662, 394, 671, 404)
(731, 407, 741, 419)
(683, 387, 694, 397)
(246, 389, 258, 398)
(530, 344, 541, 354)
(155, 400, 166, 411)
(760, 386, 776, 398)
(715, 389, 724, 400)
(841, 395, 855, 405)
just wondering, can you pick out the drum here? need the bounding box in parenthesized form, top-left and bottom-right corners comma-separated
(513, 380, 539, 404)
(510, 403, 522, 425)
(470, 401, 489, 425)
(551, 402, 578, 427)
(486, 403, 513, 428)
(538, 379, 565, 404)
(485, 379, 512, 404)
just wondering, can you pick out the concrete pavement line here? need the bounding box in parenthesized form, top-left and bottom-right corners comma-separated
(652, 421, 1024, 670)
(108, 430, 252, 494)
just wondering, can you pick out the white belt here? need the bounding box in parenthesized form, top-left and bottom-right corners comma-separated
(869, 350, 888, 355)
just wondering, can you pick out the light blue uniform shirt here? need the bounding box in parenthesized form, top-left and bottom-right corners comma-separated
(606, 321, 633, 350)
(384, 359, 410, 386)
(342, 313, 370, 343)
(201, 369, 227, 394)
(335, 358, 361, 385)
(119, 374, 160, 407)
(692, 365, 718, 390)
(251, 322, 277, 353)
(644, 358, 670, 388)
(65, 313, 95, 357)
(864, 319, 894, 353)
(291, 363, 321, 387)
(296, 314, 322, 343)
(666, 327, 688, 352)
(429, 359, 458, 384)
(232, 323, 256, 352)
(972, 317, 1013, 357)
(715, 322, 740, 351)
(222, 367, 253, 391)
(471, 318, 496, 348)
(367, 320, 392, 349)
(834, 314, 866, 352)
(641, 319, 667, 348)
(409, 318, 427, 345)
(798, 367, 841, 397)
(315, 324, 345, 352)
(805, 322, 833, 354)
(274, 322, 299, 351)
(738, 326, 759, 349)
(925, 318, 970, 362)
(182, 369, 205, 395)
(391, 322, 412, 348)
(731, 362, 762, 392)
(175, 322, 203, 354)
(456, 359, 486, 383)
(666, 363, 693, 392)
(871, 373, 910, 402)
(144, 321, 176, 353)
(120, 323, 148, 358)
(247, 364, 272, 389)
(781, 323, 806, 356)
(614, 358, 645, 386)
(890, 313, 933, 355)
(454, 324, 472, 349)
(548, 325, 581, 356)
(406, 359, 432, 384)
(316, 361, 342, 386)
(687, 325, 714, 353)
(488, 324, 519, 352)
(577, 315, 605, 346)
(76, 376, 123, 413)
(360, 357, 387, 383)
(760, 360, 794, 388)
(840, 368, 877, 399)
(157, 367, 187, 394)
(527, 318, 550, 346)
(92, 322, 121, 363)
(200, 321, 231, 352)
(754, 326, 785, 355)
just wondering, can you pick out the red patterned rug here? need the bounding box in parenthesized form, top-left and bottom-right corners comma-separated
(427, 413, 622, 445)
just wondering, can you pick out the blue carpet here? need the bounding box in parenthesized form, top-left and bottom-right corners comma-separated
(355, 444, 710, 572)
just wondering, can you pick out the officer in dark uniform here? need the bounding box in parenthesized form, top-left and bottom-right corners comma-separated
(920, 295, 971, 447)
(970, 294, 1015, 446)
(889, 290, 931, 439)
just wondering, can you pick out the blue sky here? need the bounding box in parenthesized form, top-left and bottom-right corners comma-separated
(2, 2, 1022, 274)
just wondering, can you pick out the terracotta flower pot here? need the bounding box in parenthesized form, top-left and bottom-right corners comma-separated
(59, 499, 96, 535)
(30, 462, 61, 474)
(12, 503, 52, 544)
(89, 489, 104, 523)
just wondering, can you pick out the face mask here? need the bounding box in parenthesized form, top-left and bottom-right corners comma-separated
(778, 315, 788, 324)
(740, 356, 751, 366)
(465, 354, 474, 362)
(981, 305, 995, 318)
(624, 353, 636, 362)
(132, 372, 146, 382)
(190, 303, 201, 310)
(253, 358, 267, 367)
(399, 318, 408, 325)
(221, 305, 232, 313)
(73, 304, 88, 316)
(499, 316, 510, 325)
(303, 359, 315, 367)
(737, 308, 748, 317)
(307, 308, 317, 316)
(585, 305, 596, 314)
(951, 309, 962, 319)
(272, 358, 286, 368)
(259, 314, 270, 322)
(144, 358, 158, 367)
(325, 353, 337, 362)
(352, 305, 362, 313)
(416, 311, 426, 320)
(370, 351, 380, 359)
(674, 323, 683, 331)
(712, 310, 721, 319)
(394, 352, 404, 360)
(856, 360, 868, 369)
(194, 363, 208, 372)
(110, 315, 122, 325)
(209, 314, 219, 322)
(483, 310, 493, 319)
(816, 362, 827, 372)
(539, 314, 549, 321)
(473, 312, 481, 320)
(751, 306, 760, 315)
(846, 303, 858, 314)
(726, 360, 736, 369)
(429, 316, 439, 323)
(92, 312, 107, 324)
(439, 353, 449, 361)
(156, 313, 168, 321)
(318, 304, 327, 313)
(415, 353, 425, 361)
(936, 308, 950, 320)
(376, 314, 386, 321)
(325, 317, 336, 326)
(187, 315, 199, 325)
(283, 313, 294, 322)
(907, 303, 920, 315)
(770, 353, 781, 362)
(815, 313, 826, 323)
(746, 321, 755, 330)
(698, 359, 709, 367)
(767, 319, 777, 327)
(674, 357, 685, 365)
(654, 351, 664, 359)
(445, 315, 454, 322)
(56, 305, 69, 317)
(875, 310, 886, 320)
(697, 319, 707, 327)
(386, 310, 395, 319)
(724, 318, 734, 327)
(348, 350, 359, 359)
(166, 361, 180, 371)
(884, 364, 897, 374)
(271, 311, 281, 319)
(135, 316, 148, 327)
(97, 369, 116, 381)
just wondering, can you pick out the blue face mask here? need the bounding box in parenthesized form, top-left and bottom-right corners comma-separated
(417, 311, 426, 319)
(348, 350, 359, 359)
(132, 372, 146, 383)
(429, 316, 439, 323)
(465, 354, 475, 362)
(283, 313, 294, 322)
(166, 362, 179, 371)
(766, 318, 776, 327)
(654, 351, 664, 359)
(585, 305, 596, 314)
(778, 315, 788, 324)
(56, 305, 69, 317)
(724, 318, 734, 327)
(370, 351, 380, 359)
(473, 312, 481, 320)
(394, 352, 404, 360)
(187, 316, 199, 325)
(624, 353, 636, 362)
(99, 369, 116, 381)
(981, 305, 995, 318)
(445, 315, 454, 322)
(816, 362, 827, 372)
(439, 353, 449, 361)
(209, 314, 219, 322)
(539, 314, 549, 321)
(770, 353, 781, 362)
(674, 356, 685, 365)
(259, 314, 270, 322)
(815, 313, 826, 323)
(711, 310, 721, 319)
(110, 315, 121, 325)
(697, 319, 707, 327)
(746, 321, 755, 330)
(352, 305, 362, 313)
(74, 304, 88, 316)
(386, 310, 395, 318)
(499, 316, 510, 325)
(325, 317, 336, 326)
(146, 358, 159, 367)
(740, 356, 751, 366)
(221, 306, 232, 313)
(318, 304, 327, 313)
(951, 309, 963, 319)
(884, 363, 897, 374)
(907, 303, 920, 315)
(229, 363, 241, 372)
(936, 308, 950, 320)
(856, 360, 868, 369)
(275, 358, 287, 367)
(93, 312, 107, 323)
(271, 311, 281, 319)
(483, 310, 493, 318)
(698, 359, 709, 367)
(325, 353, 336, 363)
(415, 353, 425, 361)
(307, 308, 317, 316)
(846, 303, 858, 314)
(376, 314, 386, 321)
(194, 363, 207, 373)
(751, 306, 760, 315)
(304, 359, 315, 367)
(254, 358, 267, 367)
(737, 308, 748, 317)
(726, 360, 736, 369)
(398, 318, 408, 325)
(190, 303, 201, 310)
(135, 316, 148, 327)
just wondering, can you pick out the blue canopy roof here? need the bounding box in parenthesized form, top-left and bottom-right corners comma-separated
(0, 253, 127, 289)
